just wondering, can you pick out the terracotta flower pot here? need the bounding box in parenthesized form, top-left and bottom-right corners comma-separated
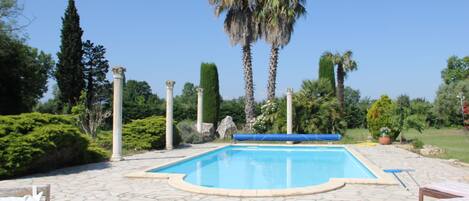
(379, 136, 391, 145)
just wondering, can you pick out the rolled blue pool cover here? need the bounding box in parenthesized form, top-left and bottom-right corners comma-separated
(233, 134, 342, 141)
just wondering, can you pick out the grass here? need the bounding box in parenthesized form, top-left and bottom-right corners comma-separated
(345, 128, 469, 163)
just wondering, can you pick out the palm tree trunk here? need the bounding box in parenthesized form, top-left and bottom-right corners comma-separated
(336, 64, 345, 114)
(242, 44, 255, 128)
(267, 46, 279, 101)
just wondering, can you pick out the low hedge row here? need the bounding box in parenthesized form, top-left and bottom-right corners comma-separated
(0, 113, 179, 179)
(0, 113, 108, 179)
(97, 116, 181, 151)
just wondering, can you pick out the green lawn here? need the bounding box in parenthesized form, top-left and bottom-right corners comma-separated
(345, 128, 469, 163)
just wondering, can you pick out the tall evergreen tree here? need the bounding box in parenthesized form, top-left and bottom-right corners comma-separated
(318, 53, 336, 93)
(82, 40, 110, 108)
(200, 63, 221, 128)
(55, 0, 84, 110)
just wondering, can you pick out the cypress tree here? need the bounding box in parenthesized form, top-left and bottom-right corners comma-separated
(55, 0, 84, 110)
(200, 63, 220, 128)
(318, 55, 336, 93)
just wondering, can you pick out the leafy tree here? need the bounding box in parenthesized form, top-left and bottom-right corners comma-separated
(122, 80, 162, 123)
(55, 0, 84, 110)
(294, 80, 346, 134)
(396, 95, 411, 142)
(72, 92, 111, 138)
(319, 53, 336, 93)
(200, 63, 221, 127)
(209, 0, 261, 127)
(432, 55, 469, 127)
(395, 94, 425, 142)
(0, 33, 54, 114)
(441, 56, 469, 84)
(219, 97, 246, 125)
(34, 85, 63, 114)
(82, 40, 110, 109)
(433, 80, 469, 127)
(174, 82, 197, 121)
(358, 97, 374, 128)
(344, 87, 366, 128)
(410, 98, 434, 126)
(0, 0, 23, 36)
(258, 0, 306, 101)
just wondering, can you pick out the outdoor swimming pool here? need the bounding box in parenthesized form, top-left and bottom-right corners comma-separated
(148, 145, 377, 190)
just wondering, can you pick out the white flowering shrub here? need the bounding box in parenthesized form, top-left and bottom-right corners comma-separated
(253, 100, 279, 133)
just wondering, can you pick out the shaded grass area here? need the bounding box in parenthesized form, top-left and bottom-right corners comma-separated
(216, 128, 469, 163)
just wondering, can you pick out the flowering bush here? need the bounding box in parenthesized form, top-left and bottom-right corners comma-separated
(253, 100, 279, 133)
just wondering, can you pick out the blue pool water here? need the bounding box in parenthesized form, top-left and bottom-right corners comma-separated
(149, 146, 376, 189)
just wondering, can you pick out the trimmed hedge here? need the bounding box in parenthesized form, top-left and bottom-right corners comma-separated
(123, 116, 181, 150)
(0, 113, 108, 179)
(98, 116, 181, 151)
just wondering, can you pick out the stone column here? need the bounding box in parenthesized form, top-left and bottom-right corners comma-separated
(286, 88, 293, 144)
(196, 88, 204, 133)
(111, 67, 125, 161)
(166, 80, 175, 150)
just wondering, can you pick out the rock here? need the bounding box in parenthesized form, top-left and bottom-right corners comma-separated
(200, 123, 215, 139)
(217, 116, 237, 139)
(420, 144, 444, 156)
(448, 159, 460, 163)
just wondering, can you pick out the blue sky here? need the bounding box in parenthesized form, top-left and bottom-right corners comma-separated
(18, 0, 469, 101)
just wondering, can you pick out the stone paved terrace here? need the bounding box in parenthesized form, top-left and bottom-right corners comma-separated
(1, 143, 469, 201)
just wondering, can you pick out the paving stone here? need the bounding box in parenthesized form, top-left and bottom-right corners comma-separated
(1, 143, 468, 201)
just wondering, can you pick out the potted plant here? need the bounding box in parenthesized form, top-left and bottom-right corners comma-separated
(379, 127, 392, 145)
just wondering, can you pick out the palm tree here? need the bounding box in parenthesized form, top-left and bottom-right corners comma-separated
(208, 0, 260, 127)
(259, 0, 306, 101)
(332, 50, 358, 114)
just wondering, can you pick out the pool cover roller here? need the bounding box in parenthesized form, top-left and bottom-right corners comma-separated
(233, 134, 342, 142)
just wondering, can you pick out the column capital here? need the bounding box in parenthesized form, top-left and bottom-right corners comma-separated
(166, 80, 175, 89)
(112, 67, 126, 79)
(196, 87, 204, 94)
(286, 88, 294, 95)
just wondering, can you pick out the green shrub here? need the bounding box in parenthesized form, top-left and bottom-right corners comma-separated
(0, 113, 75, 137)
(200, 63, 220, 128)
(412, 138, 424, 149)
(253, 80, 346, 134)
(122, 116, 181, 150)
(295, 80, 346, 134)
(0, 113, 108, 179)
(95, 131, 112, 150)
(176, 120, 213, 144)
(366, 95, 400, 139)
